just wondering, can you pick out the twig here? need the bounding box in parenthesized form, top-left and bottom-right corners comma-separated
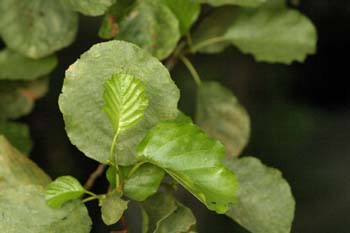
(84, 164, 106, 190)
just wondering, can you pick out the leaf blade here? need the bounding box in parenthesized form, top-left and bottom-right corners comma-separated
(101, 192, 128, 225)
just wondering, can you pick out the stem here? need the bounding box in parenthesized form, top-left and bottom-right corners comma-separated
(165, 41, 186, 71)
(109, 131, 121, 190)
(127, 161, 146, 178)
(84, 164, 106, 190)
(179, 55, 202, 86)
(84, 190, 98, 197)
(82, 195, 101, 203)
(190, 36, 227, 53)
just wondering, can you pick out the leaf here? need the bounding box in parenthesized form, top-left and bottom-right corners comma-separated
(101, 192, 129, 225)
(163, 0, 201, 35)
(59, 41, 180, 165)
(116, 0, 181, 59)
(0, 120, 32, 154)
(0, 0, 78, 58)
(0, 135, 50, 187)
(0, 184, 92, 233)
(123, 163, 165, 201)
(196, 81, 250, 158)
(65, 0, 116, 16)
(0, 49, 57, 80)
(192, 1, 317, 64)
(137, 120, 238, 213)
(225, 157, 295, 233)
(103, 73, 149, 135)
(194, 0, 265, 7)
(45, 176, 85, 208)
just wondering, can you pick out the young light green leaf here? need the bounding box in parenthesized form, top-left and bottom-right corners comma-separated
(116, 0, 181, 59)
(0, 49, 57, 81)
(45, 176, 85, 208)
(196, 82, 250, 158)
(0, 135, 51, 187)
(194, 0, 265, 7)
(101, 192, 129, 225)
(0, 121, 32, 154)
(103, 73, 149, 135)
(65, 0, 116, 16)
(0, 184, 91, 233)
(123, 163, 165, 201)
(163, 0, 201, 35)
(137, 121, 238, 214)
(0, 0, 78, 58)
(192, 1, 317, 64)
(225, 157, 295, 233)
(59, 41, 180, 165)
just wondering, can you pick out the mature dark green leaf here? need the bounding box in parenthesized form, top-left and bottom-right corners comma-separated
(0, 78, 49, 120)
(163, 0, 200, 35)
(101, 192, 128, 225)
(0, 0, 78, 58)
(123, 163, 165, 201)
(0, 121, 32, 154)
(0, 135, 50, 186)
(103, 73, 148, 135)
(196, 82, 250, 158)
(137, 121, 238, 213)
(65, 0, 116, 16)
(45, 176, 85, 208)
(192, 1, 317, 63)
(0, 49, 57, 80)
(0, 185, 92, 233)
(116, 0, 181, 59)
(59, 41, 179, 165)
(225, 157, 295, 233)
(194, 0, 265, 7)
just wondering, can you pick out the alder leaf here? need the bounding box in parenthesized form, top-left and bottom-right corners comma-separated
(137, 120, 238, 213)
(0, 49, 57, 81)
(0, 0, 78, 58)
(194, 0, 265, 7)
(196, 81, 250, 158)
(0, 121, 32, 154)
(103, 73, 149, 135)
(101, 192, 129, 225)
(59, 41, 180, 165)
(45, 176, 85, 208)
(225, 157, 295, 233)
(65, 0, 116, 16)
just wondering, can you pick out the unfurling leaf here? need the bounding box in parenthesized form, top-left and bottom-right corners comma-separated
(196, 81, 250, 158)
(101, 192, 128, 225)
(45, 176, 85, 208)
(137, 120, 238, 213)
(103, 73, 149, 135)
(225, 157, 295, 233)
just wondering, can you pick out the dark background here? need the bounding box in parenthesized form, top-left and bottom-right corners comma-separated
(22, 1, 350, 232)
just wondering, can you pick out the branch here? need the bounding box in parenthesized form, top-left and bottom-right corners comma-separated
(84, 164, 106, 190)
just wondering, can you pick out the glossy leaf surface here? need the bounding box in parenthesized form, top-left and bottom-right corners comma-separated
(196, 81, 250, 157)
(59, 41, 179, 165)
(101, 192, 128, 225)
(137, 121, 238, 213)
(225, 157, 295, 233)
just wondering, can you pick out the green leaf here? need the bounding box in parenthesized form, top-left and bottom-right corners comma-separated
(103, 73, 149, 135)
(163, 0, 201, 35)
(225, 157, 295, 233)
(192, 2, 317, 64)
(0, 0, 78, 58)
(194, 0, 265, 7)
(65, 0, 116, 16)
(0, 121, 32, 154)
(116, 0, 181, 59)
(0, 135, 51, 187)
(196, 81, 250, 158)
(0, 184, 91, 233)
(101, 192, 129, 225)
(123, 163, 165, 201)
(59, 41, 180, 165)
(45, 176, 85, 208)
(0, 49, 57, 80)
(137, 121, 238, 213)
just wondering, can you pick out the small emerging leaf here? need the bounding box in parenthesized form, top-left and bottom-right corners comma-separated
(101, 192, 129, 225)
(45, 176, 85, 208)
(103, 73, 149, 135)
